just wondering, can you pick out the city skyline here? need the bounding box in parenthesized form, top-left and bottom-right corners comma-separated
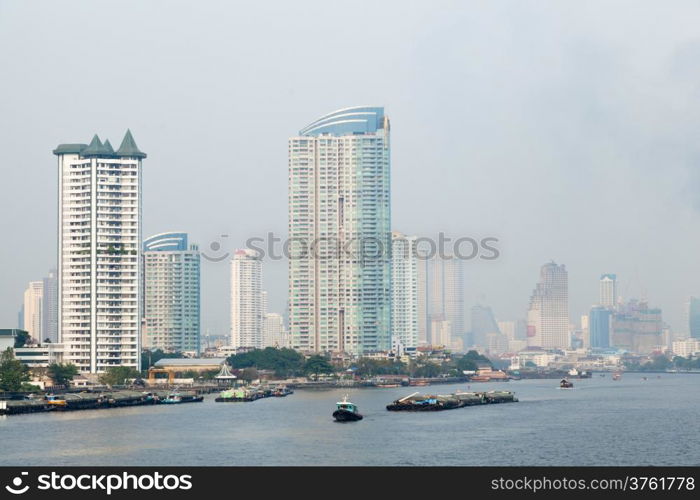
(2, 1, 700, 339)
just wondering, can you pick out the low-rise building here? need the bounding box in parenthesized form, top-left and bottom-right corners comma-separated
(13, 344, 64, 368)
(671, 338, 700, 358)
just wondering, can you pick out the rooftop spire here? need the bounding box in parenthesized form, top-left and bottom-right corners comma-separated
(81, 134, 108, 157)
(103, 139, 115, 155)
(115, 129, 147, 159)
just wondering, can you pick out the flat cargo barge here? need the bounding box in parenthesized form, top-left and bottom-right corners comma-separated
(0, 390, 202, 416)
(387, 391, 518, 412)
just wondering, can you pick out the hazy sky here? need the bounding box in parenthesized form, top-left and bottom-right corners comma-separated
(1, 0, 699, 336)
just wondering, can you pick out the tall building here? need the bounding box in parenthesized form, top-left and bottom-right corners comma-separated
(142, 232, 201, 353)
(55, 131, 144, 373)
(611, 300, 663, 354)
(231, 249, 263, 349)
(288, 106, 391, 354)
(471, 304, 501, 347)
(23, 281, 43, 342)
(599, 274, 617, 308)
(428, 257, 465, 345)
(589, 306, 611, 348)
(391, 232, 419, 349)
(416, 255, 428, 345)
(263, 313, 288, 348)
(527, 262, 569, 349)
(42, 269, 58, 343)
(688, 296, 700, 339)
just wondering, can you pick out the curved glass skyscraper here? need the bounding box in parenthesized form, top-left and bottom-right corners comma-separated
(288, 106, 391, 354)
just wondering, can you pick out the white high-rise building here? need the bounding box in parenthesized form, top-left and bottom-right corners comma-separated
(263, 313, 288, 348)
(391, 232, 419, 349)
(600, 274, 617, 308)
(417, 256, 428, 345)
(23, 281, 44, 342)
(288, 106, 391, 354)
(527, 262, 569, 349)
(55, 131, 144, 373)
(230, 249, 263, 349)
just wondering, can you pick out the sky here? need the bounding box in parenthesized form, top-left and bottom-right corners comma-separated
(1, 0, 699, 337)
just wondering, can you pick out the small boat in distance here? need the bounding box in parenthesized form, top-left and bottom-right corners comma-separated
(333, 395, 363, 422)
(612, 372, 622, 381)
(559, 379, 574, 389)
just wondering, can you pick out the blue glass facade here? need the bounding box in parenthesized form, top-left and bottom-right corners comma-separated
(143, 232, 188, 251)
(142, 232, 201, 353)
(299, 106, 385, 136)
(589, 306, 611, 348)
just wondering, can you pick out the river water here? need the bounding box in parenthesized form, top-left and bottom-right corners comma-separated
(1, 374, 698, 466)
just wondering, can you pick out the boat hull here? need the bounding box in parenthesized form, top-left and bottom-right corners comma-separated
(333, 409, 363, 422)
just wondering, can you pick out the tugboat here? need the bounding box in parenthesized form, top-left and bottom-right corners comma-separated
(162, 392, 183, 404)
(333, 395, 363, 422)
(559, 379, 574, 389)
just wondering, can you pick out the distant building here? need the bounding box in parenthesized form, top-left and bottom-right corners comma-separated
(688, 297, 700, 339)
(599, 274, 617, 309)
(391, 232, 419, 349)
(429, 257, 465, 345)
(671, 338, 700, 358)
(498, 321, 516, 341)
(611, 300, 663, 354)
(42, 270, 58, 343)
(527, 262, 569, 349)
(230, 249, 263, 349)
(589, 306, 612, 348)
(0, 329, 24, 351)
(22, 281, 43, 342)
(471, 305, 500, 347)
(142, 232, 201, 354)
(430, 316, 452, 349)
(14, 344, 64, 368)
(263, 313, 288, 348)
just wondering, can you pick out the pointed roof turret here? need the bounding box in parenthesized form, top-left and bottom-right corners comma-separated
(103, 139, 115, 155)
(115, 129, 147, 159)
(81, 134, 110, 157)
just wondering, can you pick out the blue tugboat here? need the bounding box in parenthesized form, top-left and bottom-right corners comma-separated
(333, 395, 363, 422)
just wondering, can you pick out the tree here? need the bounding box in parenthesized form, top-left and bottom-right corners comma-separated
(303, 355, 335, 379)
(14, 330, 29, 348)
(456, 350, 492, 372)
(353, 358, 406, 377)
(47, 363, 79, 387)
(99, 366, 141, 386)
(240, 367, 259, 382)
(227, 347, 305, 377)
(0, 348, 29, 392)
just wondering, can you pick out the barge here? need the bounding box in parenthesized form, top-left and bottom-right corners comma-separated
(386, 390, 518, 412)
(0, 390, 202, 416)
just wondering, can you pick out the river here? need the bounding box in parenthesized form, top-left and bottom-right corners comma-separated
(1, 373, 698, 466)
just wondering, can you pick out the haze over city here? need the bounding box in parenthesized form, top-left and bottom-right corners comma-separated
(2, 0, 700, 336)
